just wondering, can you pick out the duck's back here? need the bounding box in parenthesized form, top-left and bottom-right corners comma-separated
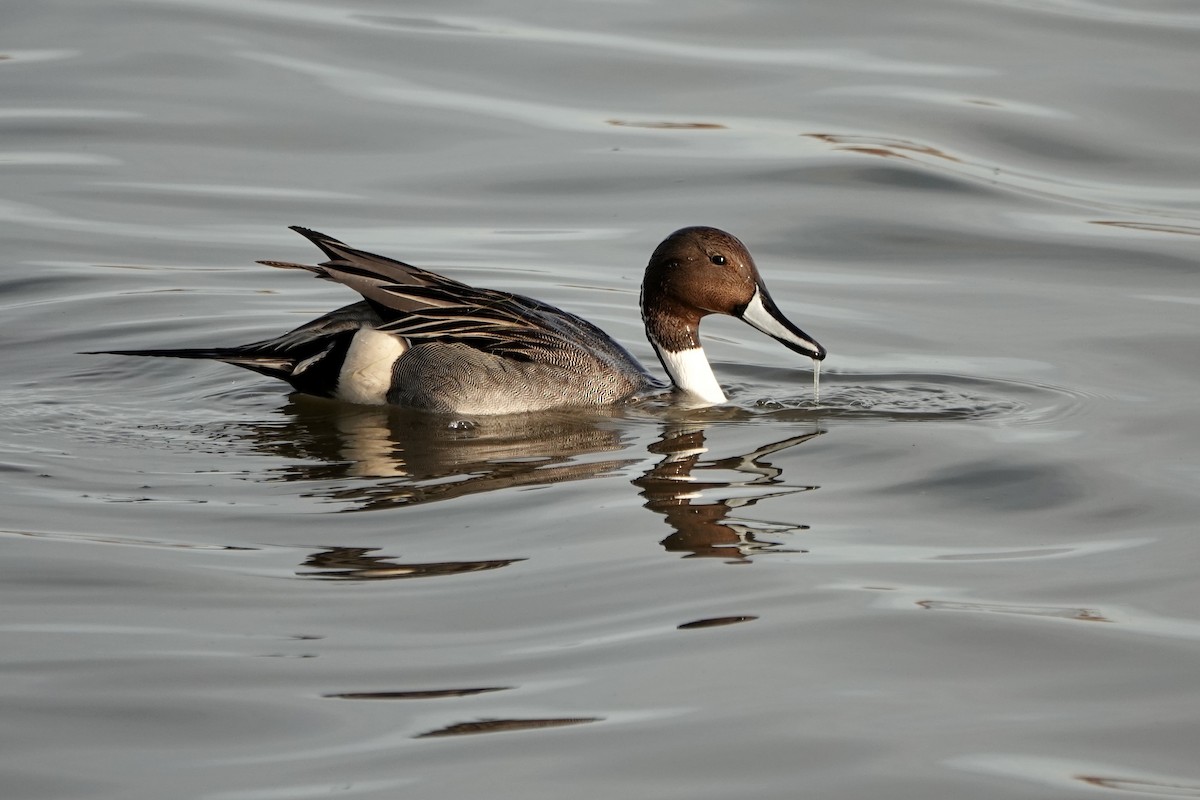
(384, 295, 664, 414)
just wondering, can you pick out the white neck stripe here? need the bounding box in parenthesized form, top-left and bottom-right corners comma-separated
(656, 345, 726, 405)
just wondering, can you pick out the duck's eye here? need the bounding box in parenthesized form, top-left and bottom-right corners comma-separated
(710, 254, 727, 266)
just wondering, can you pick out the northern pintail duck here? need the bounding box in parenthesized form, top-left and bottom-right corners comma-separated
(94, 226, 826, 414)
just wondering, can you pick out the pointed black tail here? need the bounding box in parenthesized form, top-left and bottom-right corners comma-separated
(83, 347, 298, 381)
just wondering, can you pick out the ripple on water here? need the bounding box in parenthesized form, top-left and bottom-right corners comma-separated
(745, 371, 1087, 425)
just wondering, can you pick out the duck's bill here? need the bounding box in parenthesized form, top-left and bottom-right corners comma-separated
(739, 287, 827, 361)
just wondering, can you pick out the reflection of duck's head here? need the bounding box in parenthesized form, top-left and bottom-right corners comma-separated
(642, 227, 826, 406)
(635, 424, 823, 561)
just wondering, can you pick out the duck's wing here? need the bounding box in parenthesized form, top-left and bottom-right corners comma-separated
(269, 227, 595, 362)
(377, 286, 576, 361)
(260, 226, 473, 316)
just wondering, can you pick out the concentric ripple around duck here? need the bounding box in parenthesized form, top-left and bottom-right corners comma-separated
(747, 371, 1087, 425)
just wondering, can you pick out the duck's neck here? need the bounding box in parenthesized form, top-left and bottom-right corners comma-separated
(652, 343, 727, 405)
(642, 289, 727, 406)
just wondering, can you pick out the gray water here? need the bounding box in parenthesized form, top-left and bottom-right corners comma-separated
(4, 1, 1200, 798)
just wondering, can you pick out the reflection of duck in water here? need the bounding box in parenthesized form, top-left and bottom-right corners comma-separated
(237, 399, 821, 561)
(277, 424, 821, 581)
(92, 226, 825, 413)
(242, 397, 640, 510)
(635, 426, 822, 561)
(298, 546, 523, 581)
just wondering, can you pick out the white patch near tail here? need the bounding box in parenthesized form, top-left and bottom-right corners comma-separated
(657, 346, 726, 405)
(336, 329, 407, 405)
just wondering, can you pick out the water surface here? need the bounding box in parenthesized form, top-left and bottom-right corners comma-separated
(4, 1, 1200, 798)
